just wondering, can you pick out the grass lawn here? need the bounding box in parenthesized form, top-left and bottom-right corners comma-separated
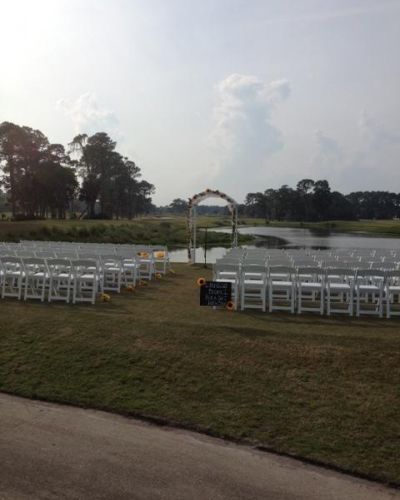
(0, 264, 399, 485)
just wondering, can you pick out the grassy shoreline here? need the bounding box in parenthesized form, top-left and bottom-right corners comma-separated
(0, 217, 399, 246)
(0, 263, 399, 484)
(0, 217, 252, 247)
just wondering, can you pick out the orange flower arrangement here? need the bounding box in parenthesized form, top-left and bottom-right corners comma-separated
(226, 300, 235, 311)
(197, 277, 206, 287)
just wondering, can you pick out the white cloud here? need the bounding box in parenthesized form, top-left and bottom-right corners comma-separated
(313, 112, 400, 193)
(56, 93, 118, 137)
(312, 129, 344, 178)
(210, 73, 290, 194)
(358, 110, 400, 149)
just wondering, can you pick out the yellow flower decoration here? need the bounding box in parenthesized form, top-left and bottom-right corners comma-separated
(197, 277, 206, 287)
(226, 300, 235, 311)
(100, 293, 111, 302)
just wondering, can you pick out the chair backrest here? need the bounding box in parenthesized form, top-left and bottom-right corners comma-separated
(241, 264, 267, 280)
(101, 255, 123, 267)
(71, 259, 98, 275)
(325, 268, 356, 282)
(35, 251, 56, 259)
(386, 269, 400, 285)
(268, 265, 296, 280)
(296, 266, 324, 281)
(78, 253, 99, 261)
(47, 258, 72, 274)
(0, 256, 22, 264)
(0, 256, 23, 271)
(22, 257, 48, 272)
(380, 261, 398, 271)
(214, 263, 240, 275)
(56, 251, 78, 259)
(356, 269, 386, 285)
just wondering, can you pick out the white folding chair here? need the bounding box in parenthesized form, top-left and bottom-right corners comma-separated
(240, 264, 267, 311)
(23, 258, 48, 302)
(355, 269, 385, 318)
(325, 268, 355, 316)
(101, 255, 122, 293)
(268, 266, 296, 313)
(71, 260, 99, 305)
(47, 259, 73, 303)
(1, 256, 24, 300)
(296, 266, 324, 315)
(152, 247, 170, 275)
(214, 263, 240, 310)
(385, 270, 400, 318)
(136, 251, 154, 281)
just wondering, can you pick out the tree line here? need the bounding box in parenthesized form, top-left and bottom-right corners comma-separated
(0, 121, 154, 219)
(242, 179, 400, 221)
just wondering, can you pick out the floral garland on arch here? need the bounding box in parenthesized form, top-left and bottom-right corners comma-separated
(187, 189, 238, 263)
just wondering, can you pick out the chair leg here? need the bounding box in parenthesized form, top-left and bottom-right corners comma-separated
(320, 290, 324, 315)
(349, 290, 354, 316)
(291, 286, 295, 313)
(297, 286, 301, 314)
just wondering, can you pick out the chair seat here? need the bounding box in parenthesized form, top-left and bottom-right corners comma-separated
(387, 285, 400, 292)
(216, 278, 236, 285)
(357, 285, 381, 292)
(53, 273, 70, 279)
(328, 283, 351, 291)
(243, 279, 265, 286)
(299, 282, 322, 289)
(270, 280, 293, 288)
(269, 273, 288, 280)
(79, 273, 96, 280)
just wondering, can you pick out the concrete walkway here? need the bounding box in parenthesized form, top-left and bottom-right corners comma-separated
(0, 393, 398, 500)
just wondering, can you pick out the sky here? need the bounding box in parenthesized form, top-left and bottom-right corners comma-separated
(1, 0, 400, 204)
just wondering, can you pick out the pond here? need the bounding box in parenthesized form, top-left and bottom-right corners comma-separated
(169, 226, 400, 263)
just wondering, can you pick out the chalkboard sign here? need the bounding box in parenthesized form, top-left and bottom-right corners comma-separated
(200, 281, 232, 307)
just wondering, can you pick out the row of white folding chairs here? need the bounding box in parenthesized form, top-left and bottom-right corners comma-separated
(215, 256, 400, 273)
(214, 265, 400, 318)
(1, 252, 141, 286)
(0, 256, 139, 304)
(0, 249, 159, 280)
(11, 241, 167, 255)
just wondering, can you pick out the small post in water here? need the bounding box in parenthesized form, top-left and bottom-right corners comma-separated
(204, 227, 208, 268)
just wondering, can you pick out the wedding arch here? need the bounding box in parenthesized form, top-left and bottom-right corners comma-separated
(187, 189, 238, 263)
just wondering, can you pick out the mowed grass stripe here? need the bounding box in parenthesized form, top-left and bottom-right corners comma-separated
(0, 264, 399, 484)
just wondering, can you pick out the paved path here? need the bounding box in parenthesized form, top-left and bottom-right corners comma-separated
(0, 393, 399, 500)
